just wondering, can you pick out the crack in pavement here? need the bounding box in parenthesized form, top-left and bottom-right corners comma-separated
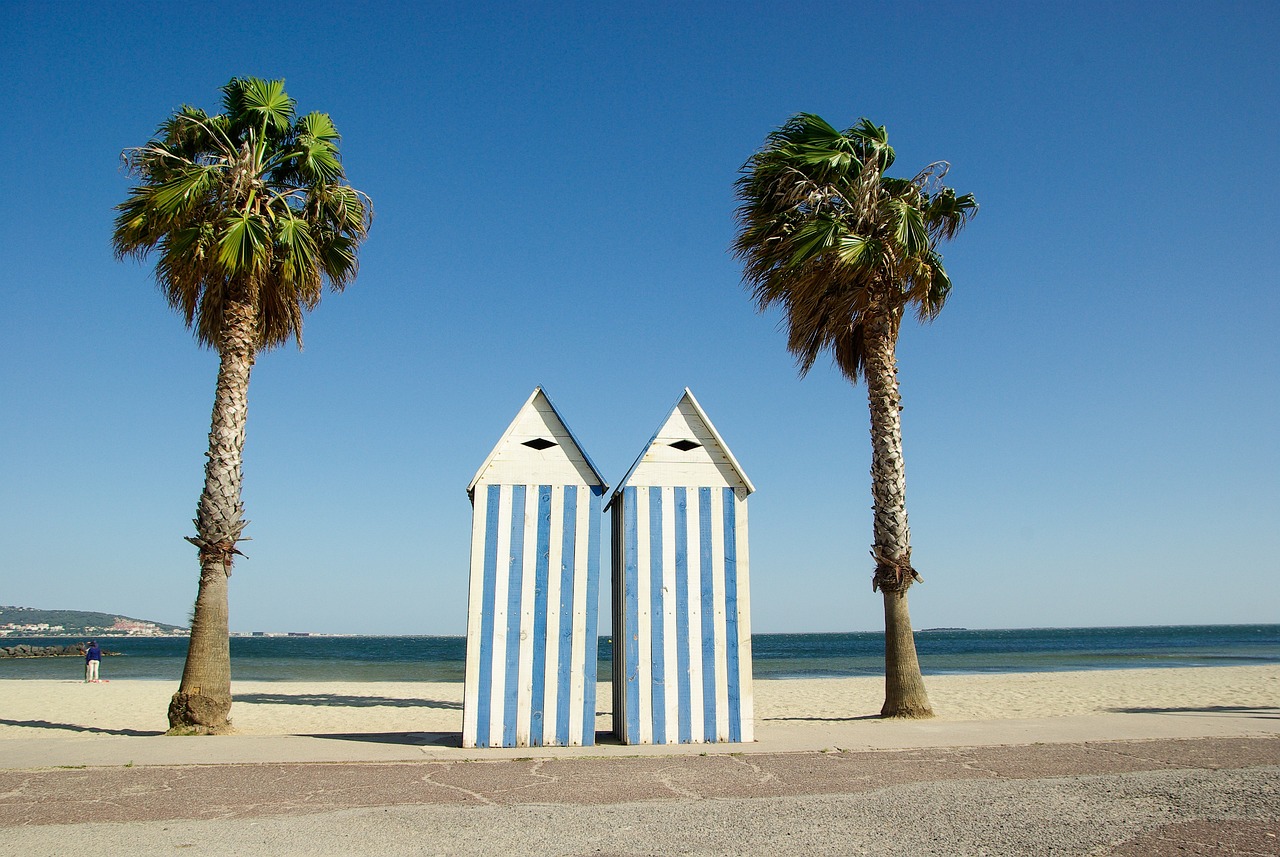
(488, 758, 560, 798)
(419, 764, 496, 806)
(651, 764, 706, 800)
(726, 752, 778, 787)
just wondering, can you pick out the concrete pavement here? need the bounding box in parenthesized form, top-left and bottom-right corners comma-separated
(1, 708, 1277, 855)
(0, 737, 1277, 855)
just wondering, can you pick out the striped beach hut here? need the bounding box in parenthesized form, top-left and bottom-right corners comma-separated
(463, 387, 606, 748)
(608, 388, 755, 744)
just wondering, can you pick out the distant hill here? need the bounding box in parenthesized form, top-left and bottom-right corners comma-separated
(0, 605, 187, 636)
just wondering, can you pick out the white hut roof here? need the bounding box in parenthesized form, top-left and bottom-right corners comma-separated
(468, 387, 607, 500)
(606, 388, 754, 509)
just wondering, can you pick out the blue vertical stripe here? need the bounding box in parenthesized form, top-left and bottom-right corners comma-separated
(581, 486, 603, 745)
(648, 488, 667, 744)
(529, 485, 552, 746)
(555, 485, 577, 746)
(476, 485, 502, 748)
(722, 488, 742, 742)
(503, 485, 526, 748)
(698, 486, 717, 742)
(674, 487, 692, 743)
(623, 487, 641, 744)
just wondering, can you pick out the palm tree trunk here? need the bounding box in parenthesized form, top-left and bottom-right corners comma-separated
(863, 310, 933, 719)
(168, 300, 256, 733)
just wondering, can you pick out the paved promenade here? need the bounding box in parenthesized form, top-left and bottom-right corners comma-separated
(1, 721, 1277, 856)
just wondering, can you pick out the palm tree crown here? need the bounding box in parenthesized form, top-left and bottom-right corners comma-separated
(734, 113, 975, 380)
(113, 77, 372, 350)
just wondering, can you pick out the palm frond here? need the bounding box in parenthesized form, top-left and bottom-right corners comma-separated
(837, 234, 883, 270)
(296, 138, 343, 183)
(217, 212, 269, 273)
(787, 217, 844, 268)
(298, 111, 340, 142)
(924, 189, 978, 241)
(887, 199, 929, 256)
(915, 252, 952, 321)
(274, 212, 319, 291)
(150, 165, 219, 218)
(223, 77, 295, 135)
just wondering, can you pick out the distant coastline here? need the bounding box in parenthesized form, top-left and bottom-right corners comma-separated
(0, 605, 187, 639)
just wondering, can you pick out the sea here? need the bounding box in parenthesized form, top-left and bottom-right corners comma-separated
(2, 624, 1277, 682)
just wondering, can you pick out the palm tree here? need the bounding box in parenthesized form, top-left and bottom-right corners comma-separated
(113, 77, 372, 733)
(734, 114, 976, 718)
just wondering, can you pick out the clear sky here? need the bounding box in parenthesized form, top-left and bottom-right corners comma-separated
(2, 2, 1276, 635)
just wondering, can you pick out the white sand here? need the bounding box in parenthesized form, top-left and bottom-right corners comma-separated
(1, 665, 1275, 739)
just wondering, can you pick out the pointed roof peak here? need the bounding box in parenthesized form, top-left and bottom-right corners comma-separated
(607, 387, 754, 509)
(468, 386, 607, 499)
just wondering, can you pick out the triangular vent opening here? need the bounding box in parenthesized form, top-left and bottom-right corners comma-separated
(521, 437, 557, 451)
(669, 439, 701, 452)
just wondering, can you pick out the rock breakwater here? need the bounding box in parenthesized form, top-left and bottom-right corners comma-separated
(0, 644, 112, 659)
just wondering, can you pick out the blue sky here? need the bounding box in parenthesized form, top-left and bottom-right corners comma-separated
(2, 1, 1276, 634)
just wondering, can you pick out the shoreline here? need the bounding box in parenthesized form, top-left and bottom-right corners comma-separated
(2, 659, 1276, 675)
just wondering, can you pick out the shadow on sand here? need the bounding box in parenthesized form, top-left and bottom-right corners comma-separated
(761, 714, 881, 723)
(0, 718, 165, 737)
(303, 731, 462, 747)
(302, 726, 622, 749)
(1107, 705, 1280, 720)
(235, 692, 462, 711)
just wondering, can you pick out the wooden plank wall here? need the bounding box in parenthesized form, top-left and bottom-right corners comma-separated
(611, 485, 754, 744)
(463, 483, 603, 747)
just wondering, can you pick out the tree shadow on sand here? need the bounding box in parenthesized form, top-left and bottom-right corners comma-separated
(0, 718, 164, 737)
(234, 692, 462, 711)
(1107, 705, 1280, 720)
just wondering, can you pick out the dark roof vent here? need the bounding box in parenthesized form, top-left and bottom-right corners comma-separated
(669, 439, 701, 452)
(521, 438, 557, 451)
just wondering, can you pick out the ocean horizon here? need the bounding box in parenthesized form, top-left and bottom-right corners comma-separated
(3, 624, 1276, 683)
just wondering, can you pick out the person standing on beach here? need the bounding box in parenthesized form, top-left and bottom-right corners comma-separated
(85, 641, 101, 683)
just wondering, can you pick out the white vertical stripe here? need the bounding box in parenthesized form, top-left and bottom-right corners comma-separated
(462, 486, 489, 748)
(685, 489, 704, 743)
(635, 487, 653, 744)
(489, 485, 514, 741)
(542, 487, 565, 746)
(734, 492, 754, 742)
(515, 489, 539, 746)
(567, 484, 592, 745)
(709, 487, 730, 742)
(660, 486, 679, 743)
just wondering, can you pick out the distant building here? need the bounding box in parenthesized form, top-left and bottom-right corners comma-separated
(109, 618, 166, 636)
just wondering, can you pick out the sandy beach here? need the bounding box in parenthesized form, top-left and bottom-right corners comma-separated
(1, 664, 1276, 741)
